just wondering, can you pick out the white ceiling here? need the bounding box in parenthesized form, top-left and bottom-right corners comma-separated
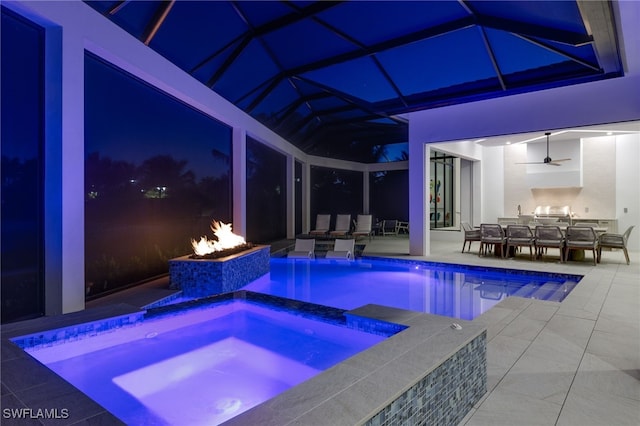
(475, 120, 640, 147)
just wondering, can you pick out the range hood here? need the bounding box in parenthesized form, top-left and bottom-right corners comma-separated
(527, 170, 582, 188)
(525, 139, 582, 188)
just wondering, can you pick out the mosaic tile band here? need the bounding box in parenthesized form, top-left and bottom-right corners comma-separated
(168, 245, 270, 297)
(365, 332, 487, 426)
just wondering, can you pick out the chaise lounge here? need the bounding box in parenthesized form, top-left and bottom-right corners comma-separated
(329, 214, 351, 238)
(352, 214, 373, 241)
(325, 238, 355, 260)
(309, 214, 331, 238)
(287, 238, 316, 259)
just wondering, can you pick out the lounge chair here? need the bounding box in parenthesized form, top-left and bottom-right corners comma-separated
(287, 238, 315, 259)
(564, 226, 598, 265)
(325, 238, 355, 260)
(461, 222, 481, 253)
(352, 214, 373, 240)
(329, 214, 351, 238)
(309, 214, 331, 237)
(598, 225, 634, 265)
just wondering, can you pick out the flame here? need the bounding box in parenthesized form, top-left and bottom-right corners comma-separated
(191, 220, 246, 256)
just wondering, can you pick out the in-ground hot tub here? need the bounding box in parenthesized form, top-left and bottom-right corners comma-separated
(14, 292, 396, 425)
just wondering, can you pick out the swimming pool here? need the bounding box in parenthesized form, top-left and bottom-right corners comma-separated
(19, 295, 390, 425)
(243, 257, 582, 320)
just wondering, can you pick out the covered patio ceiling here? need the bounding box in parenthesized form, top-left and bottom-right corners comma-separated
(85, 0, 623, 163)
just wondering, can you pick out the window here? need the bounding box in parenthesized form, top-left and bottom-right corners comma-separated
(370, 170, 409, 222)
(430, 151, 455, 229)
(84, 53, 232, 298)
(310, 166, 363, 224)
(1, 8, 45, 323)
(246, 137, 287, 242)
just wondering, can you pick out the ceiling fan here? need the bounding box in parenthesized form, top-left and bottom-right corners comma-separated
(517, 132, 571, 166)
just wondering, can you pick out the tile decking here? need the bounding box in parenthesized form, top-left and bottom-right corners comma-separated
(365, 236, 640, 426)
(1, 236, 639, 425)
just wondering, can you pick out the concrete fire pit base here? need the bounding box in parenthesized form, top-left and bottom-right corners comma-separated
(169, 245, 270, 298)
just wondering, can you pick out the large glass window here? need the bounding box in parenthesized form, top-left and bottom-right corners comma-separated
(246, 137, 287, 243)
(430, 150, 455, 229)
(84, 53, 232, 299)
(370, 170, 409, 222)
(1, 8, 45, 323)
(310, 166, 363, 227)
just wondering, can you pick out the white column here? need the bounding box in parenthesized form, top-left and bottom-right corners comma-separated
(302, 162, 311, 234)
(42, 19, 65, 315)
(59, 17, 85, 314)
(286, 155, 295, 239)
(363, 169, 370, 214)
(409, 141, 429, 256)
(232, 127, 247, 237)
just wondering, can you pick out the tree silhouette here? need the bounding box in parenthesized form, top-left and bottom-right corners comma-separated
(138, 155, 195, 199)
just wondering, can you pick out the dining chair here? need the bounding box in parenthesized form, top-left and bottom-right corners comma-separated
(597, 225, 634, 265)
(534, 225, 566, 262)
(564, 226, 599, 265)
(479, 224, 507, 258)
(506, 225, 535, 260)
(461, 222, 481, 253)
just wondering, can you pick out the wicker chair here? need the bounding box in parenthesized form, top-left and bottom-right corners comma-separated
(535, 225, 566, 262)
(479, 224, 507, 258)
(461, 222, 481, 253)
(598, 225, 634, 265)
(564, 226, 599, 265)
(506, 225, 535, 260)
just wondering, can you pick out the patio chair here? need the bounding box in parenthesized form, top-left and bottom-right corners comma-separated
(309, 214, 331, 237)
(597, 225, 634, 265)
(287, 238, 315, 259)
(461, 222, 481, 253)
(325, 238, 355, 260)
(396, 221, 409, 234)
(564, 226, 598, 265)
(534, 225, 565, 262)
(506, 225, 535, 260)
(329, 214, 351, 238)
(381, 219, 398, 236)
(352, 214, 373, 240)
(479, 224, 507, 258)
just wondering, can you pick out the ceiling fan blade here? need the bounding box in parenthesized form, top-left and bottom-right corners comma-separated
(547, 162, 562, 166)
(551, 158, 571, 162)
(515, 161, 545, 164)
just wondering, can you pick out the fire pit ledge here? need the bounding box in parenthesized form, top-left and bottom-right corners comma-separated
(169, 245, 270, 298)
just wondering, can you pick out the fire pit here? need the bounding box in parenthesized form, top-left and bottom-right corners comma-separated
(169, 221, 269, 298)
(189, 242, 254, 260)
